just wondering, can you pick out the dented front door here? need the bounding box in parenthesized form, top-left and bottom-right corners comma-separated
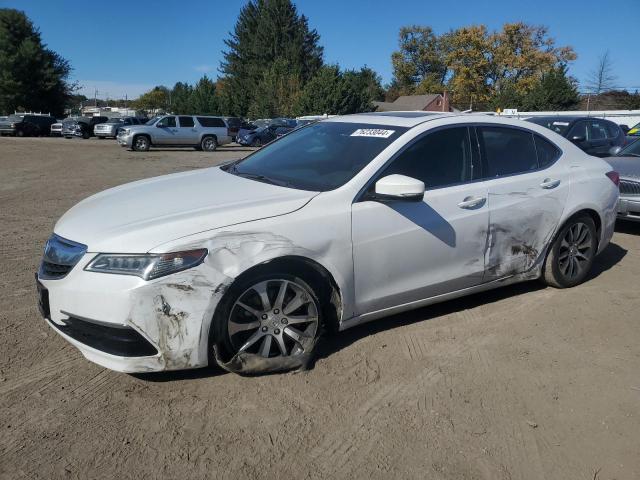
(352, 182, 489, 316)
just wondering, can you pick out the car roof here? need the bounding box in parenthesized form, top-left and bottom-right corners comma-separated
(527, 116, 613, 123)
(325, 111, 458, 127)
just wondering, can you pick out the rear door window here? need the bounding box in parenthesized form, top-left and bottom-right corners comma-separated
(178, 116, 195, 128)
(197, 117, 226, 128)
(477, 126, 538, 177)
(378, 127, 474, 189)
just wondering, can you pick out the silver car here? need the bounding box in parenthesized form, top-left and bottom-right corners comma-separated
(605, 139, 640, 222)
(94, 117, 144, 138)
(117, 115, 232, 152)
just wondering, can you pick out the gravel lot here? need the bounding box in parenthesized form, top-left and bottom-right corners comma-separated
(1, 136, 639, 480)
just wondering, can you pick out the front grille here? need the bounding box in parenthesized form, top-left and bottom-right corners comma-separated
(48, 316, 158, 357)
(38, 234, 87, 280)
(620, 180, 640, 196)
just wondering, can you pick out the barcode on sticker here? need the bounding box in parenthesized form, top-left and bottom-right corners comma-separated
(350, 129, 395, 138)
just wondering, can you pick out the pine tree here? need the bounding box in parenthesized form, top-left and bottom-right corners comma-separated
(220, 0, 323, 116)
(0, 9, 74, 116)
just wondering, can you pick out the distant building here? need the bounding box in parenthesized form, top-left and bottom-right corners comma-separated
(80, 106, 140, 118)
(373, 93, 452, 112)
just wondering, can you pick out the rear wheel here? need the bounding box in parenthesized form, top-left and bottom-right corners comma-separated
(132, 135, 150, 152)
(201, 136, 217, 152)
(82, 130, 90, 139)
(251, 138, 262, 147)
(542, 215, 597, 288)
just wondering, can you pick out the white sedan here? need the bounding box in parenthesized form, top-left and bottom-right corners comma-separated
(36, 112, 619, 374)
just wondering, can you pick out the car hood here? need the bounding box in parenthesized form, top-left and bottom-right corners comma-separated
(604, 156, 640, 181)
(54, 167, 318, 253)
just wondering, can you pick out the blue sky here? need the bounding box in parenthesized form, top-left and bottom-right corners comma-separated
(3, 0, 639, 99)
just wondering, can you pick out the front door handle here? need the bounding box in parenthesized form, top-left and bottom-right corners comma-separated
(457, 196, 486, 209)
(540, 178, 561, 189)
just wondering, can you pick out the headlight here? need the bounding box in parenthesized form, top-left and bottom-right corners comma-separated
(85, 249, 207, 280)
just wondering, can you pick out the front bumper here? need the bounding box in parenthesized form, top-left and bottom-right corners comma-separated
(37, 252, 222, 372)
(617, 196, 640, 222)
(0, 128, 16, 135)
(117, 134, 132, 147)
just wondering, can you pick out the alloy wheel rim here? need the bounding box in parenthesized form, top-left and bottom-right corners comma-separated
(136, 137, 147, 149)
(204, 138, 215, 151)
(228, 279, 319, 358)
(557, 222, 593, 280)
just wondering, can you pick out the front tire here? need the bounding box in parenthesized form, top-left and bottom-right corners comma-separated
(542, 215, 597, 288)
(212, 274, 322, 368)
(132, 135, 150, 152)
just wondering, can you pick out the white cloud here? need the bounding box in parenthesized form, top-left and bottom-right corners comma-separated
(75, 80, 155, 100)
(194, 64, 214, 73)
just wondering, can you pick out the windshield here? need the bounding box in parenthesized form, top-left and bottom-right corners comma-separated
(106, 118, 124, 124)
(527, 117, 571, 135)
(7, 115, 24, 121)
(226, 122, 408, 191)
(146, 116, 161, 125)
(619, 139, 640, 157)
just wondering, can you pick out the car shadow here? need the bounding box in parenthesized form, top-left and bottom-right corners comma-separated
(133, 242, 627, 381)
(130, 365, 225, 382)
(310, 241, 627, 369)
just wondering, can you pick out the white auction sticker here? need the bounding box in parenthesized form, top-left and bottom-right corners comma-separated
(350, 128, 395, 138)
(552, 121, 570, 126)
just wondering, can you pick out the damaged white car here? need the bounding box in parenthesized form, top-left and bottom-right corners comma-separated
(36, 112, 619, 374)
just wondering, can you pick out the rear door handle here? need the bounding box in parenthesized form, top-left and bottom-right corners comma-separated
(540, 178, 561, 189)
(457, 196, 486, 209)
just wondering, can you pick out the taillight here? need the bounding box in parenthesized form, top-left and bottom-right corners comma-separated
(606, 171, 620, 187)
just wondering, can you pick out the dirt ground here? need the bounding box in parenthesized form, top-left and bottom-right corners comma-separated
(0, 136, 639, 480)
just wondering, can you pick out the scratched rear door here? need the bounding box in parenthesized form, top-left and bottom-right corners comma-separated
(476, 125, 570, 280)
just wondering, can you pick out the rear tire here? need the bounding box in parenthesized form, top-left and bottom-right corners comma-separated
(542, 215, 597, 288)
(132, 135, 150, 152)
(201, 135, 217, 152)
(82, 130, 90, 139)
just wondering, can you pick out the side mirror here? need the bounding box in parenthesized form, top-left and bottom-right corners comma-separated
(608, 145, 622, 156)
(571, 135, 586, 143)
(372, 174, 425, 202)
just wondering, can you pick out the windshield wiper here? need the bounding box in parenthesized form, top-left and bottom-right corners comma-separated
(228, 164, 292, 188)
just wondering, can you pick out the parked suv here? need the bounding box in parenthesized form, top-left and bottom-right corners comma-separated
(0, 113, 57, 137)
(117, 115, 232, 151)
(94, 117, 145, 139)
(526, 116, 627, 157)
(62, 116, 109, 139)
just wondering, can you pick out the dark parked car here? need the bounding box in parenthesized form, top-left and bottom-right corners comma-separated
(237, 124, 294, 147)
(526, 116, 627, 157)
(0, 113, 57, 137)
(62, 116, 109, 139)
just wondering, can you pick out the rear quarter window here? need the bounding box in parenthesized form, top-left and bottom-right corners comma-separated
(534, 135, 562, 168)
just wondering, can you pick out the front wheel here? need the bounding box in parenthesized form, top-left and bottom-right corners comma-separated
(213, 274, 321, 370)
(132, 135, 150, 152)
(542, 215, 597, 288)
(201, 136, 217, 152)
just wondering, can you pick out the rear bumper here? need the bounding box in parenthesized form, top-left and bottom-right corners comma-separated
(95, 130, 117, 137)
(617, 196, 640, 222)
